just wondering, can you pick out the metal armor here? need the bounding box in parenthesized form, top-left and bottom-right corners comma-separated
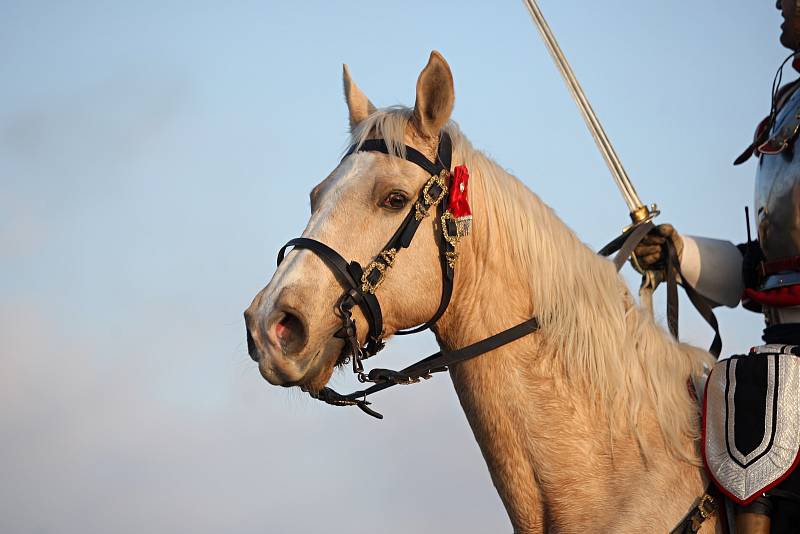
(755, 83, 800, 290)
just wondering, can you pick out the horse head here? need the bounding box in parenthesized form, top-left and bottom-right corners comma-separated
(244, 52, 457, 393)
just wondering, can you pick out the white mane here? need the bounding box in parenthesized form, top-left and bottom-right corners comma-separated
(352, 107, 714, 461)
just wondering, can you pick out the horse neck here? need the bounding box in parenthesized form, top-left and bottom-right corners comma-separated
(436, 144, 630, 371)
(433, 146, 707, 530)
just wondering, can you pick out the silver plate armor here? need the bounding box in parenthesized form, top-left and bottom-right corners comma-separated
(755, 85, 800, 286)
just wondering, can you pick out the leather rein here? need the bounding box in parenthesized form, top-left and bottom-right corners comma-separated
(277, 132, 539, 419)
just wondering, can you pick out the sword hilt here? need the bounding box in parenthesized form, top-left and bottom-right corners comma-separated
(625, 204, 660, 233)
(630, 204, 660, 224)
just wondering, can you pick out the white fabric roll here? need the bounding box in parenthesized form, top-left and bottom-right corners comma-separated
(680, 235, 744, 308)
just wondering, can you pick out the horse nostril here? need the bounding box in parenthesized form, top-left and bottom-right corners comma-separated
(246, 324, 259, 362)
(272, 311, 307, 355)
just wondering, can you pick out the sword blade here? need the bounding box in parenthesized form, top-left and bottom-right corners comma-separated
(522, 0, 651, 220)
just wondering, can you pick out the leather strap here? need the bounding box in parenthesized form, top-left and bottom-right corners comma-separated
(666, 236, 679, 338)
(278, 237, 384, 346)
(278, 237, 355, 287)
(312, 317, 540, 419)
(669, 485, 720, 534)
(612, 221, 654, 271)
(396, 202, 455, 336)
(666, 239, 722, 357)
(598, 223, 722, 357)
(343, 133, 453, 177)
(395, 132, 455, 334)
(596, 221, 653, 266)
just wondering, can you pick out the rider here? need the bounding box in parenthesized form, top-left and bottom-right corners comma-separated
(634, 2, 800, 533)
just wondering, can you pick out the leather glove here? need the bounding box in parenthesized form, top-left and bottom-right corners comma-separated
(633, 224, 684, 271)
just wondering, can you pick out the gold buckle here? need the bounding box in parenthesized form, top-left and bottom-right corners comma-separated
(361, 248, 398, 294)
(444, 250, 459, 269)
(697, 494, 716, 519)
(441, 211, 461, 268)
(415, 170, 449, 221)
(689, 493, 717, 531)
(441, 211, 460, 247)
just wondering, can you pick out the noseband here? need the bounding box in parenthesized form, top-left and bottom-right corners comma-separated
(277, 132, 539, 418)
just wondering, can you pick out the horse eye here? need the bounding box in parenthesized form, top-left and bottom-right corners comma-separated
(381, 191, 408, 210)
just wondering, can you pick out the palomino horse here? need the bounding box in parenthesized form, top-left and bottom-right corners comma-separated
(245, 51, 719, 533)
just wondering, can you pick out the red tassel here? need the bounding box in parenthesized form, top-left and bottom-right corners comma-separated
(448, 165, 472, 236)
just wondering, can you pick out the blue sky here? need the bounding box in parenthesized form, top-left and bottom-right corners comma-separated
(0, 2, 786, 532)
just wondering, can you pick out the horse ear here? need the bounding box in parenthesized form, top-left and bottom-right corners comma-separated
(412, 51, 454, 139)
(342, 64, 376, 129)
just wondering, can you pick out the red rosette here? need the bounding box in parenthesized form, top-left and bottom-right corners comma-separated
(448, 165, 472, 236)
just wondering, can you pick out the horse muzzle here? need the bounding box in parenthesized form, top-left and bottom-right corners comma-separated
(244, 294, 345, 388)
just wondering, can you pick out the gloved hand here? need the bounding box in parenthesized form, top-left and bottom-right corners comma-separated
(633, 224, 684, 271)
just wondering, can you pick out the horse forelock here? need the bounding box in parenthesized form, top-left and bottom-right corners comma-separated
(347, 106, 713, 463)
(349, 105, 413, 160)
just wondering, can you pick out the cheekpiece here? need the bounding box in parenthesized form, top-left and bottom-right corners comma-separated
(414, 171, 449, 221)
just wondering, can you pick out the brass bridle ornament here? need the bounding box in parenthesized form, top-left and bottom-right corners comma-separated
(276, 132, 540, 418)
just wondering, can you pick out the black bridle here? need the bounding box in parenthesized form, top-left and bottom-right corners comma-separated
(277, 132, 539, 418)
